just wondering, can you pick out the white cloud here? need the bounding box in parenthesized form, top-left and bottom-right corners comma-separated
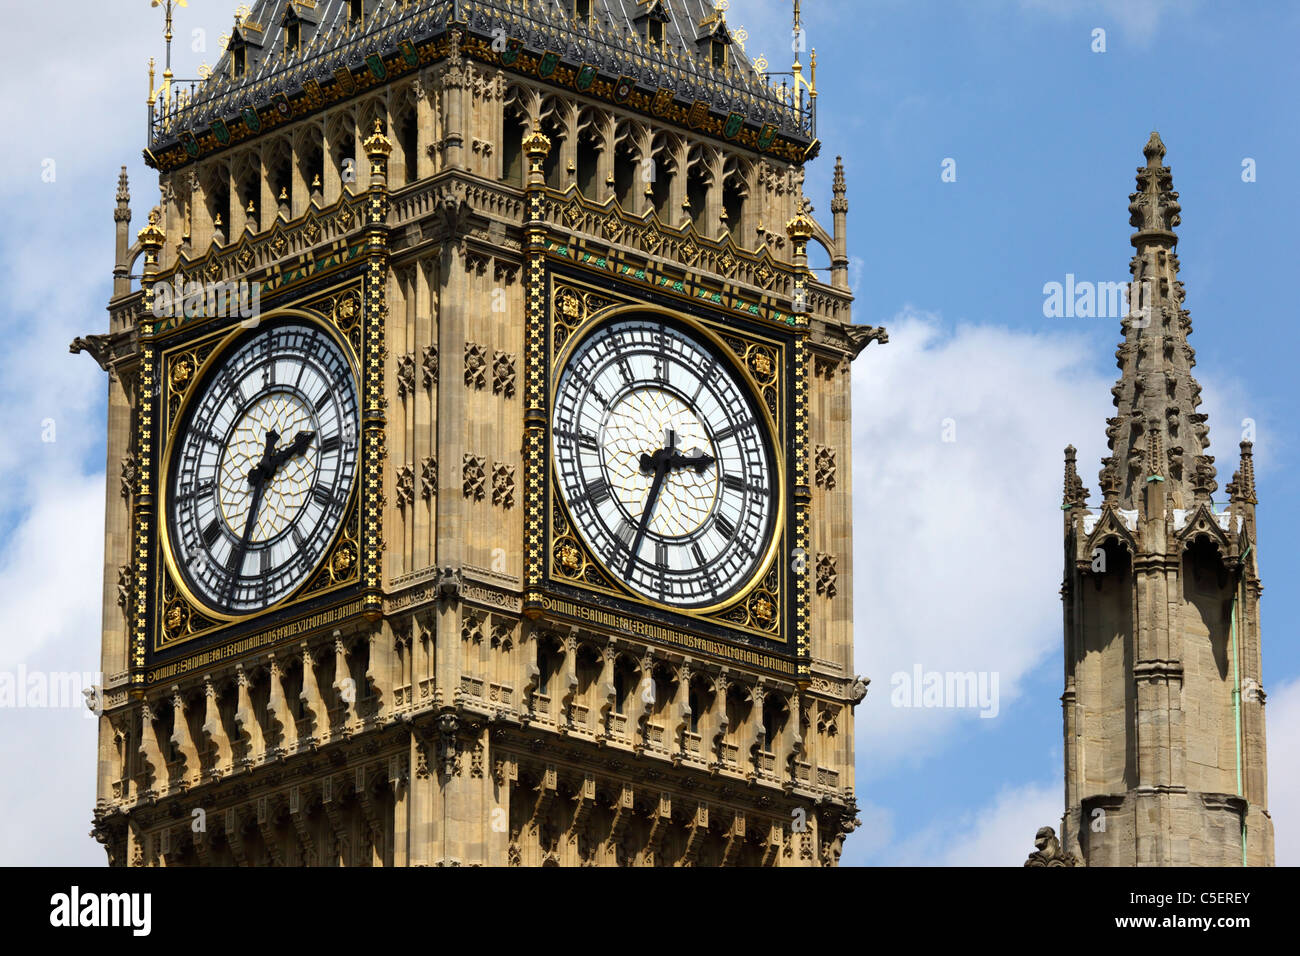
(888, 780, 1062, 866)
(851, 310, 1114, 768)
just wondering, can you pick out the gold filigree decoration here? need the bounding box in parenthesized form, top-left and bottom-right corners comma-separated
(170, 355, 195, 392)
(333, 291, 361, 331)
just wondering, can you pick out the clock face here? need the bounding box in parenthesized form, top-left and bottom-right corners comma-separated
(552, 317, 776, 608)
(166, 321, 359, 615)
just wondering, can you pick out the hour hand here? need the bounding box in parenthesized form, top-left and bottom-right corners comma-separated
(667, 448, 715, 474)
(275, 429, 315, 466)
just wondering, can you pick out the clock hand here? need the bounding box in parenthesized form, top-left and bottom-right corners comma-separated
(268, 429, 315, 473)
(666, 448, 716, 474)
(227, 466, 268, 606)
(228, 428, 281, 605)
(247, 429, 280, 486)
(626, 452, 671, 579)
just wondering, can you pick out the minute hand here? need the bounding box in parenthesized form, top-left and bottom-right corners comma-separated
(625, 454, 670, 579)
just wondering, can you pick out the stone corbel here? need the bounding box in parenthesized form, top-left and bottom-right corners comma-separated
(560, 630, 579, 731)
(332, 635, 356, 737)
(288, 785, 316, 866)
(201, 674, 232, 780)
(682, 803, 709, 866)
(168, 686, 200, 790)
(233, 663, 263, 767)
(596, 643, 617, 740)
(265, 654, 296, 756)
(298, 643, 325, 746)
(136, 700, 166, 798)
(722, 813, 746, 866)
(224, 808, 249, 867)
(255, 796, 285, 866)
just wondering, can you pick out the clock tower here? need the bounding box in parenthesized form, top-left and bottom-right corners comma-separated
(83, 0, 878, 867)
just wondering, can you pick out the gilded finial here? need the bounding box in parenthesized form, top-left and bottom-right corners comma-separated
(247, 198, 255, 214)
(279, 187, 288, 201)
(311, 174, 322, 189)
(363, 120, 393, 159)
(138, 208, 166, 247)
(785, 211, 815, 242)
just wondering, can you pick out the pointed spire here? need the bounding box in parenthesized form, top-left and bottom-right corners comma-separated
(830, 156, 847, 214)
(1100, 132, 1211, 511)
(1063, 446, 1088, 510)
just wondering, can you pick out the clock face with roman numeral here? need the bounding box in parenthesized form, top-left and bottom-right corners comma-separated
(166, 321, 359, 615)
(552, 317, 776, 608)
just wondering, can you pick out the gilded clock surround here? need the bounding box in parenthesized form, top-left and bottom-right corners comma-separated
(545, 297, 789, 630)
(130, 122, 393, 681)
(156, 309, 363, 639)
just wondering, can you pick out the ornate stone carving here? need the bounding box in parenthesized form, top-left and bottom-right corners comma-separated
(395, 463, 414, 510)
(396, 352, 415, 400)
(421, 345, 439, 388)
(420, 456, 437, 500)
(117, 564, 134, 613)
(849, 675, 870, 704)
(492, 350, 516, 398)
(815, 553, 837, 597)
(1024, 827, 1082, 867)
(464, 342, 487, 389)
(462, 455, 486, 500)
(461, 609, 483, 643)
(120, 452, 138, 499)
(813, 445, 836, 489)
(492, 462, 515, 508)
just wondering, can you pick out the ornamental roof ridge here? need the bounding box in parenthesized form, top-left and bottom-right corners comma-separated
(147, 0, 814, 168)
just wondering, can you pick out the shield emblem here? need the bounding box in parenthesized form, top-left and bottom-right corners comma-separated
(179, 130, 199, 158)
(210, 119, 230, 146)
(271, 92, 292, 119)
(538, 51, 559, 78)
(333, 66, 356, 95)
(303, 77, 323, 106)
(576, 64, 596, 91)
(687, 100, 709, 129)
(651, 88, 674, 116)
(613, 75, 634, 102)
(398, 39, 418, 67)
(241, 107, 261, 134)
(502, 38, 522, 66)
(724, 112, 744, 139)
(757, 123, 777, 150)
(366, 53, 387, 80)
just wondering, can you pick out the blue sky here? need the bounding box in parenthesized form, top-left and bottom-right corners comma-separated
(0, 0, 1295, 865)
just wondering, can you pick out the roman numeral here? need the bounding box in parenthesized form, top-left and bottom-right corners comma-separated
(713, 419, 752, 443)
(617, 359, 634, 384)
(291, 524, 305, 548)
(587, 479, 611, 505)
(202, 518, 222, 548)
(716, 514, 736, 540)
(314, 390, 332, 412)
(313, 486, 334, 507)
(321, 434, 341, 454)
(655, 540, 668, 569)
(722, 473, 745, 492)
(616, 520, 635, 549)
(260, 549, 271, 575)
(691, 543, 706, 568)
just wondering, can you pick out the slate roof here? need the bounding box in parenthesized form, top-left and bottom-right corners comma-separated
(148, 0, 814, 164)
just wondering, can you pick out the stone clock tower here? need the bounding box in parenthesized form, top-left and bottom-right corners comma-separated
(81, 0, 878, 867)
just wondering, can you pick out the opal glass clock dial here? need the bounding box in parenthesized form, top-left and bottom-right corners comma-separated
(552, 317, 776, 607)
(167, 321, 359, 614)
